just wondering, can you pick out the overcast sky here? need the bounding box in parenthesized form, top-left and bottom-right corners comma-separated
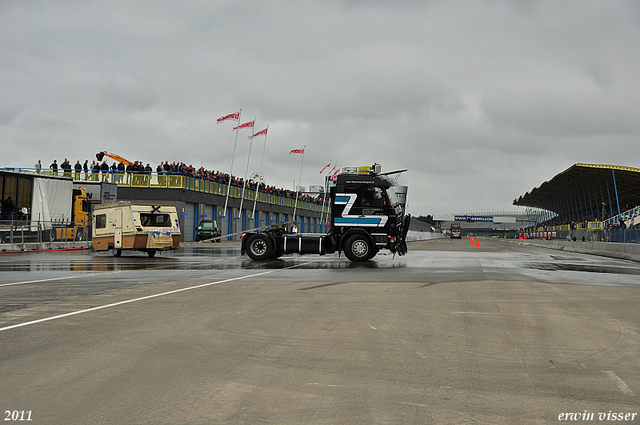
(2, 0, 639, 216)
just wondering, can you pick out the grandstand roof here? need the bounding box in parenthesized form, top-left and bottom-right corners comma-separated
(513, 164, 640, 214)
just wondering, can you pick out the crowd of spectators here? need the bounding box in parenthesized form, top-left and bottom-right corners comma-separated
(532, 199, 640, 230)
(40, 158, 329, 206)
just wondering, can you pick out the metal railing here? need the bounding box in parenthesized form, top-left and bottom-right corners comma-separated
(3, 168, 328, 213)
(0, 219, 90, 245)
(519, 228, 640, 244)
(604, 206, 640, 227)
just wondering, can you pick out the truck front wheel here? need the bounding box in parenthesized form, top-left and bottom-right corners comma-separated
(344, 234, 374, 262)
(245, 233, 274, 260)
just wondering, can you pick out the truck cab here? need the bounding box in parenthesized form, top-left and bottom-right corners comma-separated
(241, 163, 410, 262)
(329, 165, 409, 260)
(54, 188, 90, 241)
(450, 222, 462, 239)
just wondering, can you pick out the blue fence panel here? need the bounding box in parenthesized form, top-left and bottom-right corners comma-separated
(610, 229, 640, 243)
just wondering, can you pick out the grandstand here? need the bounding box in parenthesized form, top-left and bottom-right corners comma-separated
(513, 164, 640, 242)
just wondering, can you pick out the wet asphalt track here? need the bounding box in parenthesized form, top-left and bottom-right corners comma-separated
(0, 238, 639, 424)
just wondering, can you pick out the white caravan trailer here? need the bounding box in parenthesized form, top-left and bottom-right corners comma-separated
(92, 202, 180, 256)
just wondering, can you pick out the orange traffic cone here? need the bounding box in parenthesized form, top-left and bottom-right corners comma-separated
(475, 237, 480, 248)
(469, 237, 474, 245)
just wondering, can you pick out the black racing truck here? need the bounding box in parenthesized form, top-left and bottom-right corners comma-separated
(241, 163, 410, 262)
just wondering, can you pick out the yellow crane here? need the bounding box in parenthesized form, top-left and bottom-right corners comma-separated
(95, 151, 134, 166)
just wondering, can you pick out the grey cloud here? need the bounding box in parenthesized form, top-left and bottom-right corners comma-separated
(0, 105, 23, 126)
(583, 61, 616, 88)
(480, 87, 640, 138)
(99, 77, 159, 111)
(20, 115, 77, 131)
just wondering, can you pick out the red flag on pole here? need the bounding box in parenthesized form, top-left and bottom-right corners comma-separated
(233, 120, 255, 130)
(249, 127, 268, 139)
(217, 111, 240, 124)
(320, 162, 331, 173)
(289, 148, 305, 154)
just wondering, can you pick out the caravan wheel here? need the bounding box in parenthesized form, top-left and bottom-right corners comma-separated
(112, 248, 122, 257)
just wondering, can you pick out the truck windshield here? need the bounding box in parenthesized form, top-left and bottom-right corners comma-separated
(386, 185, 407, 207)
(140, 213, 172, 227)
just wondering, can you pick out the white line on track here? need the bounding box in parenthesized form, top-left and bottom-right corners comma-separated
(0, 276, 82, 287)
(398, 402, 429, 408)
(0, 262, 309, 333)
(306, 383, 349, 388)
(0, 269, 145, 287)
(602, 370, 635, 396)
(0, 260, 217, 288)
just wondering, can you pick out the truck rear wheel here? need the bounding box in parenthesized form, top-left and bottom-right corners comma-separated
(245, 233, 274, 261)
(344, 234, 374, 262)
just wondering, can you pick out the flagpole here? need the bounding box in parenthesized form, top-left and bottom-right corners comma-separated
(320, 174, 329, 226)
(319, 161, 331, 226)
(223, 109, 242, 218)
(321, 159, 337, 226)
(319, 174, 325, 226)
(238, 120, 256, 218)
(252, 125, 269, 221)
(292, 145, 306, 224)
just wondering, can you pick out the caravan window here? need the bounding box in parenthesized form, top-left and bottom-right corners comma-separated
(95, 214, 107, 229)
(140, 213, 172, 227)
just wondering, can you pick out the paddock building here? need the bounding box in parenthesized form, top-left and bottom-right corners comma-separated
(1, 169, 330, 242)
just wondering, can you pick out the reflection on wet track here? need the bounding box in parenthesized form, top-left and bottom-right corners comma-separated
(0, 242, 640, 283)
(1, 240, 640, 286)
(0, 246, 408, 273)
(524, 262, 640, 275)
